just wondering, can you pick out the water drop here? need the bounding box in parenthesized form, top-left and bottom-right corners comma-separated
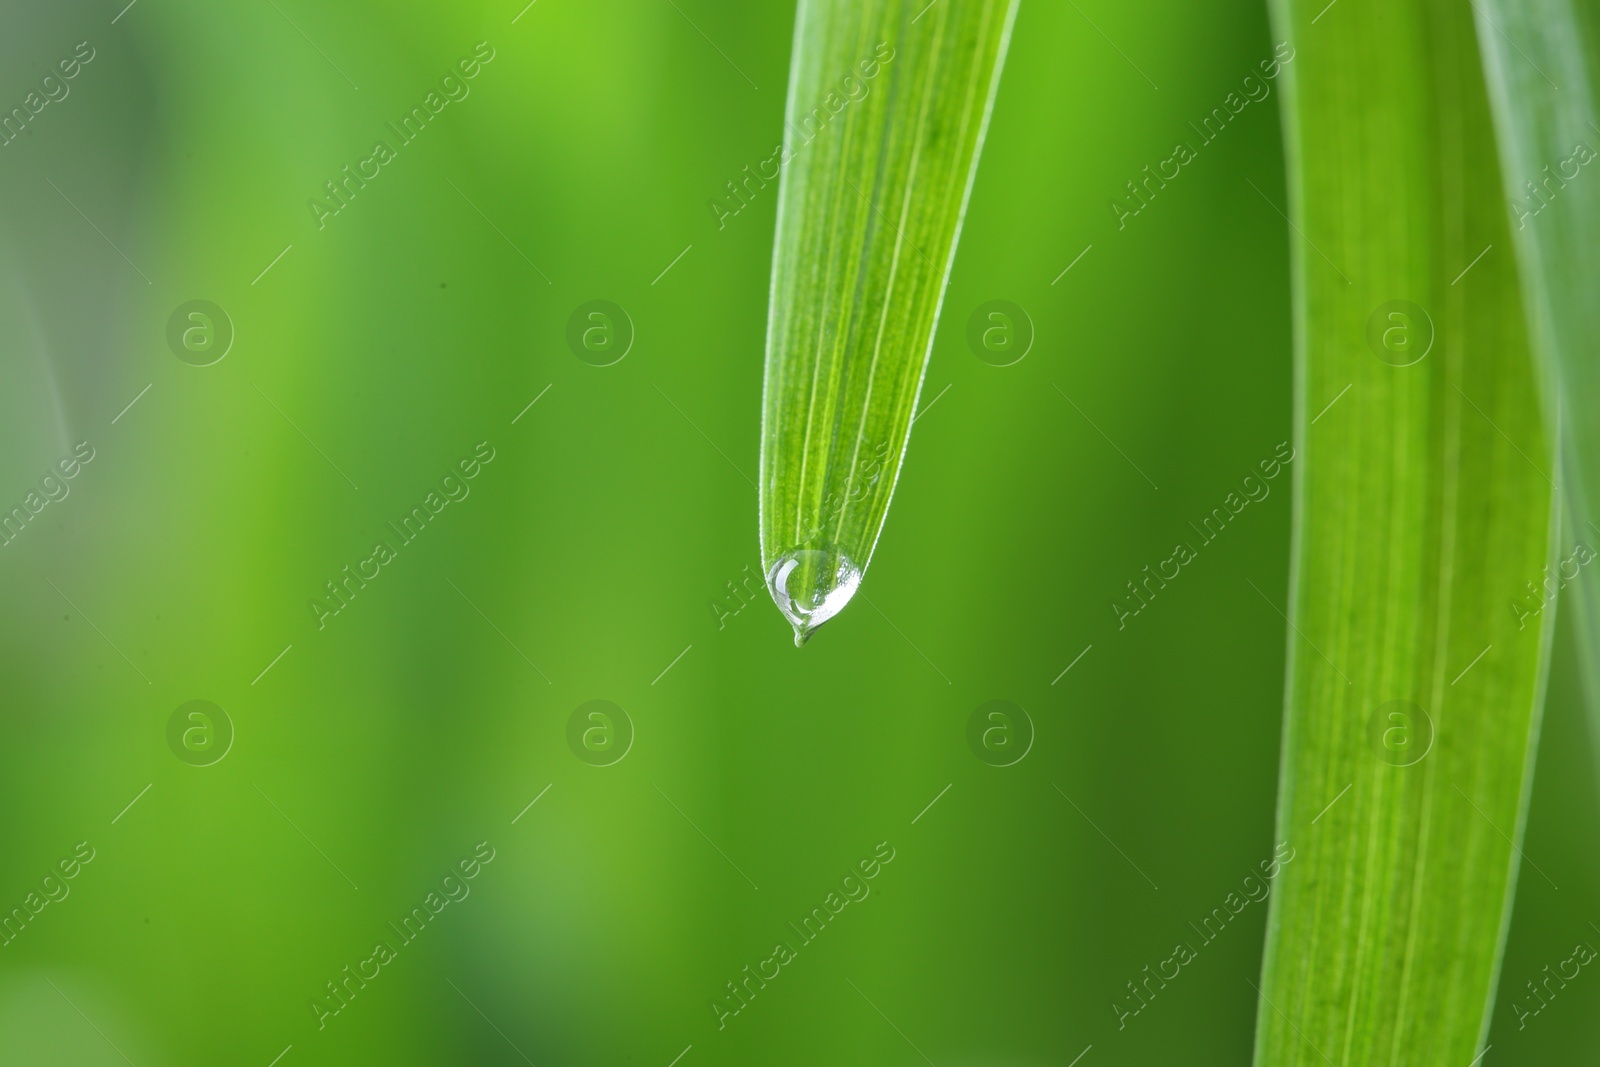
(766, 548, 862, 647)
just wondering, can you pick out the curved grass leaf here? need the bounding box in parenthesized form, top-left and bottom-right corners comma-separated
(1474, 0, 1600, 757)
(759, 0, 1019, 645)
(1254, 1, 1560, 1063)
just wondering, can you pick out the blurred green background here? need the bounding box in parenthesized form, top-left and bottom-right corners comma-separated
(0, 0, 1595, 1063)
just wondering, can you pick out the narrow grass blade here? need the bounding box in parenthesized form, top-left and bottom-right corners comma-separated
(1255, 2, 1560, 1064)
(760, 0, 1019, 645)
(1474, 0, 1600, 763)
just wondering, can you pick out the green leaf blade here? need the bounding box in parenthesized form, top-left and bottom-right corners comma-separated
(760, 0, 1018, 645)
(1256, 2, 1560, 1064)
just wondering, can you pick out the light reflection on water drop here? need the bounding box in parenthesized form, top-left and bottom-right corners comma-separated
(766, 549, 862, 647)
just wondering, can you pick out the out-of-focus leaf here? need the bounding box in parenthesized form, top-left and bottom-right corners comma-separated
(1475, 0, 1600, 751)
